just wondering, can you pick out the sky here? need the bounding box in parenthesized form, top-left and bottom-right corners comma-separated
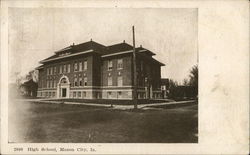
(8, 8, 197, 84)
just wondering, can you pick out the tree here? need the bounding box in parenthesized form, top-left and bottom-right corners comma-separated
(169, 79, 178, 89)
(168, 79, 178, 99)
(14, 72, 21, 87)
(183, 78, 189, 86)
(21, 79, 38, 97)
(188, 65, 198, 97)
(25, 70, 38, 82)
(17, 69, 39, 97)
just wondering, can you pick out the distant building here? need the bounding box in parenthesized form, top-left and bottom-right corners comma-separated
(20, 79, 38, 97)
(161, 78, 169, 98)
(36, 40, 164, 99)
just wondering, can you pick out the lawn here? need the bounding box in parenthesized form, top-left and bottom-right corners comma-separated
(8, 100, 198, 143)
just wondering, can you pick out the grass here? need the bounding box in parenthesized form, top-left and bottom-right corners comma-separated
(9, 100, 198, 143)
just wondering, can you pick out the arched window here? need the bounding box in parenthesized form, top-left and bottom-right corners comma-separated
(61, 78, 67, 84)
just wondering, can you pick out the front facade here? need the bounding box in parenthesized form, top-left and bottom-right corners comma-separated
(36, 40, 164, 99)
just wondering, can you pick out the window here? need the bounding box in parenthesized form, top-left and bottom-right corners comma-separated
(79, 62, 82, 71)
(108, 60, 113, 71)
(84, 60, 87, 70)
(74, 63, 78, 72)
(118, 91, 122, 99)
(138, 93, 141, 99)
(83, 92, 86, 98)
(79, 78, 83, 86)
(78, 92, 81, 98)
(96, 92, 100, 99)
(51, 80, 53, 88)
(59, 66, 62, 74)
(108, 92, 112, 99)
(84, 77, 87, 86)
(67, 64, 70, 73)
(142, 77, 146, 86)
(117, 59, 123, 69)
(73, 92, 76, 98)
(54, 67, 57, 74)
(47, 68, 49, 75)
(108, 76, 112, 86)
(74, 78, 78, 87)
(117, 76, 123, 86)
(54, 80, 57, 88)
(63, 64, 67, 73)
(137, 78, 140, 87)
(50, 68, 53, 75)
(140, 61, 143, 71)
(61, 78, 67, 84)
(47, 81, 49, 88)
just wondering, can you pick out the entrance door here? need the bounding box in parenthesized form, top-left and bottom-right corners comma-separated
(62, 88, 67, 97)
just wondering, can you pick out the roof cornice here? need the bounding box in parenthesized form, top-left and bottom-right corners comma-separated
(35, 65, 44, 70)
(101, 49, 154, 58)
(138, 49, 156, 55)
(101, 50, 133, 58)
(40, 49, 94, 63)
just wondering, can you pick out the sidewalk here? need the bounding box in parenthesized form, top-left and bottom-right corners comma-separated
(113, 100, 196, 110)
(139, 100, 196, 109)
(19, 99, 112, 108)
(21, 98, 196, 110)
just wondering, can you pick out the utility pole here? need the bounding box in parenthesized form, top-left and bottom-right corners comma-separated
(132, 26, 138, 109)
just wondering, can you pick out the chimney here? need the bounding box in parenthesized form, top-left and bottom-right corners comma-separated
(140, 45, 142, 48)
(123, 40, 125, 43)
(90, 38, 92, 41)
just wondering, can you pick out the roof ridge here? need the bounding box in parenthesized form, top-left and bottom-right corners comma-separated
(107, 42, 132, 47)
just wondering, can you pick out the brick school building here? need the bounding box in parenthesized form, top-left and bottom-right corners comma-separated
(36, 40, 164, 99)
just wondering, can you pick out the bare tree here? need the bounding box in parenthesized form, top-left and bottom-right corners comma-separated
(183, 78, 189, 86)
(25, 70, 39, 82)
(14, 72, 21, 86)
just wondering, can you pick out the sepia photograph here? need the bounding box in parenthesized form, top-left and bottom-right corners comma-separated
(2, 0, 249, 154)
(8, 8, 198, 143)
